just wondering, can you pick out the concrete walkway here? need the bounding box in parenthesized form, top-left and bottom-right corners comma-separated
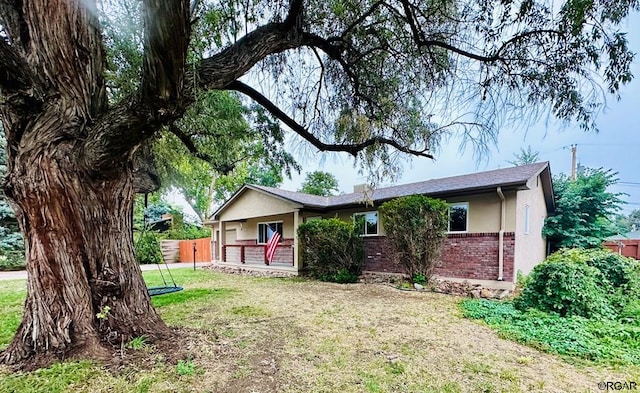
(0, 262, 213, 281)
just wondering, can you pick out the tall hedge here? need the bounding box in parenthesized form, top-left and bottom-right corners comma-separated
(379, 195, 449, 280)
(297, 218, 364, 283)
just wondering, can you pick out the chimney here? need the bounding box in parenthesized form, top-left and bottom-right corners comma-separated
(353, 184, 370, 194)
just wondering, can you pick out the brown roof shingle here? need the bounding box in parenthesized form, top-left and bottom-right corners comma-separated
(212, 162, 553, 219)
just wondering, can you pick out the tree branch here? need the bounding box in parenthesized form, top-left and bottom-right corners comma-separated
(228, 80, 434, 159)
(0, 0, 29, 50)
(0, 40, 43, 110)
(140, 0, 191, 102)
(168, 123, 240, 174)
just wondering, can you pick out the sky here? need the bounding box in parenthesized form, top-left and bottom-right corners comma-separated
(173, 11, 640, 220)
(280, 15, 640, 217)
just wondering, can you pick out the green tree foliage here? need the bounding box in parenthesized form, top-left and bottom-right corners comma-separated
(379, 196, 449, 279)
(543, 168, 623, 250)
(614, 209, 640, 233)
(515, 248, 639, 319)
(153, 92, 299, 222)
(507, 146, 540, 166)
(298, 171, 340, 196)
(298, 218, 364, 283)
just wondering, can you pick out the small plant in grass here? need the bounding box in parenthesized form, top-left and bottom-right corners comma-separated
(127, 336, 148, 350)
(379, 195, 449, 280)
(96, 306, 111, 320)
(176, 358, 203, 376)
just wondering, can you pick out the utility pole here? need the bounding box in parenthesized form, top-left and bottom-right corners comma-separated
(570, 144, 577, 181)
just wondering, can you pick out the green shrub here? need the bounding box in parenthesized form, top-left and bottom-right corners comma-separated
(515, 259, 614, 319)
(378, 195, 449, 279)
(0, 251, 25, 271)
(545, 248, 635, 287)
(135, 230, 163, 264)
(515, 248, 640, 319)
(163, 224, 211, 240)
(298, 218, 363, 283)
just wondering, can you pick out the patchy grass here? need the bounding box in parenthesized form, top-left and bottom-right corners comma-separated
(1, 269, 639, 392)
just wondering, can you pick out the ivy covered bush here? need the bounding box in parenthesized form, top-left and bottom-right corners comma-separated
(298, 218, 364, 283)
(515, 248, 639, 319)
(379, 195, 449, 280)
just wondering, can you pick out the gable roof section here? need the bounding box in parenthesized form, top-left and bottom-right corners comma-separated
(605, 230, 640, 241)
(210, 162, 554, 220)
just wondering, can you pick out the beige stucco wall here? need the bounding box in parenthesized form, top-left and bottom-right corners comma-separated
(235, 214, 296, 242)
(446, 191, 516, 233)
(513, 176, 549, 276)
(218, 189, 300, 221)
(299, 191, 517, 234)
(301, 207, 387, 236)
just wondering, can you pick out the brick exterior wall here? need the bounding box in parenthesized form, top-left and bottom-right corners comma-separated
(362, 232, 516, 282)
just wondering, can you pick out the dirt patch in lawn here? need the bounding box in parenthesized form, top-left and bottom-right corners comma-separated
(153, 273, 638, 393)
(1, 271, 638, 392)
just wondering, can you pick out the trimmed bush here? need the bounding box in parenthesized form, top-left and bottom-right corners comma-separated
(298, 218, 363, 283)
(515, 248, 639, 319)
(0, 251, 25, 271)
(134, 230, 163, 264)
(378, 195, 449, 280)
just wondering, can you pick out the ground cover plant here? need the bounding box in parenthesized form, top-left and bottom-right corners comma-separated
(1, 268, 639, 392)
(462, 248, 640, 366)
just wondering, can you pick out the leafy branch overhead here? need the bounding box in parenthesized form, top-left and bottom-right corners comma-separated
(2, 0, 636, 178)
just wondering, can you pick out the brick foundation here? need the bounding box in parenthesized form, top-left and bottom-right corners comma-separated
(362, 233, 516, 282)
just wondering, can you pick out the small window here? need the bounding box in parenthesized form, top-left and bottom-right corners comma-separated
(448, 203, 468, 232)
(258, 222, 283, 244)
(524, 205, 530, 235)
(354, 211, 378, 236)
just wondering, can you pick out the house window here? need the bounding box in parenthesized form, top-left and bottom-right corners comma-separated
(448, 203, 468, 232)
(524, 205, 530, 235)
(258, 221, 283, 244)
(354, 211, 378, 236)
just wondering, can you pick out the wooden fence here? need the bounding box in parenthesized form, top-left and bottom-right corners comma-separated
(178, 237, 212, 262)
(603, 239, 640, 260)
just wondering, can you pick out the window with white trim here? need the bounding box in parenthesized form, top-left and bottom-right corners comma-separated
(257, 221, 283, 244)
(524, 205, 530, 235)
(448, 203, 468, 232)
(354, 211, 378, 236)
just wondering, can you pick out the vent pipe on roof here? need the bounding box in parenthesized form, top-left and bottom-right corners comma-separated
(497, 187, 505, 281)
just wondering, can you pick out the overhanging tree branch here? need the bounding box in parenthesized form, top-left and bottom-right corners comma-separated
(0, 40, 43, 108)
(228, 80, 434, 159)
(168, 123, 243, 174)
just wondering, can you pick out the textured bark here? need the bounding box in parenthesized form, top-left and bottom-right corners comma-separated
(1, 119, 168, 366)
(0, 0, 171, 367)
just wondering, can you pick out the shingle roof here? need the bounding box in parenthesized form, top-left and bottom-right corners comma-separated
(211, 162, 552, 219)
(605, 230, 640, 241)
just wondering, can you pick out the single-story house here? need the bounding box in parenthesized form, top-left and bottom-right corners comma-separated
(603, 230, 640, 260)
(206, 162, 554, 288)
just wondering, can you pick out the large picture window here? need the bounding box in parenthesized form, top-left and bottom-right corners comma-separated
(448, 203, 468, 232)
(354, 211, 378, 236)
(258, 222, 283, 244)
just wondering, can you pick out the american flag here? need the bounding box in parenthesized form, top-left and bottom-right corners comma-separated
(265, 225, 281, 264)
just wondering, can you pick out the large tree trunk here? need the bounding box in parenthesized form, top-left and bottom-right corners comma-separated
(1, 121, 168, 366)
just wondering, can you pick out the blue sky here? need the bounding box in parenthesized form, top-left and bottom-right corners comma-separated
(282, 14, 640, 216)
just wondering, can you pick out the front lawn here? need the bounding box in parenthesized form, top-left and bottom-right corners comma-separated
(1, 269, 638, 392)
